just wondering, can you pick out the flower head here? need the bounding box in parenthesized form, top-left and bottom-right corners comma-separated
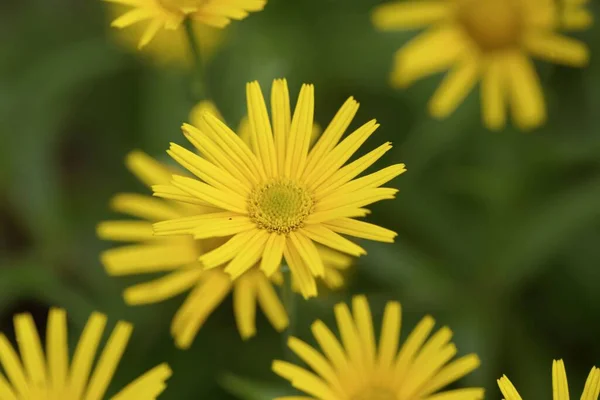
(106, 0, 266, 48)
(273, 295, 483, 400)
(498, 359, 600, 400)
(0, 308, 171, 399)
(152, 79, 405, 299)
(372, 0, 592, 130)
(98, 104, 351, 348)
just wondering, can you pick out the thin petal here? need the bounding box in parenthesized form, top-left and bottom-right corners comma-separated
(391, 25, 468, 88)
(0, 335, 28, 397)
(110, 8, 153, 28)
(428, 53, 479, 119)
(377, 302, 402, 372)
(125, 150, 173, 188)
(481, 58, 506, 130)
(289, 232, 325, 277)
(224, 230, 269, 279)
(233, 275, 258, 339)
(525, 32, 589, 66)
(283, 241, 317, 299)
(14, 314, 46, 387)
(553, 359, 569, 400)
(271, 79, 291, 173)
(426, 388, 485, 400)
(139, 19, 164, 49)
(506, 52, 546, 130)
(421, 354, 481, 396)
(47, 308, 68, 393)
(285, 84, 315, 179)
(152, 211, 238, 236)
(324, 218, 397, 243)
(352, 296, 376, 369)
(97, 221, 154, 242)
(300, 225, 366, 257)
(110, 193, 181, 221)
(101, 241, 197, 275)
(190, 101, 223, 128)
(256, 276, 289, 332)
(371, 1, 451, 30)
(497, 376, 523, 400)
(247, 81, 277, 176)
(314, 188, 398, 213)
(123, 268, 203, 305)
(333, 303, 366, 381)
(260, 233, 286, 276)
(171, 175, 247, 213)
(198, 230, 258, 268)
(581, 366, 600, 400)
(272, 361, 338, 400)
(393, 315, 436, 382)
(327, 164, 406, 198)
(111, 363, 172, 400)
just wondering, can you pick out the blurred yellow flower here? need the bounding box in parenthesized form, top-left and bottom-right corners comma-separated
(106, 0, 266, 48)
(498, 359, 600, 399)
(372, 0, 592, 130)
(153, 79, 405, 299)
(98, 148, 350, 348)
(273, 295, 483, 400)
(106, 3, 224, 67)
(0, 308, 171, 399)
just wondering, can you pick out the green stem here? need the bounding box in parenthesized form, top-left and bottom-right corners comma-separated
(281, 265, 296, 361)
(183, 18, 206, 101)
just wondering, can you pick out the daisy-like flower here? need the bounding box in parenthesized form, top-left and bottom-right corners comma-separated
(371, 0, 592, 130)
(0, 308, 171, 399)
(98, 112, 351, 348)
(273, 295, 483, 400)
(498, 359, 600, 400)
(152, 79, 406, 299)
(106, 0, 266, 48)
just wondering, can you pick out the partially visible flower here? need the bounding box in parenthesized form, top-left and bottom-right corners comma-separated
(106, 0, 266, 48)
(372, 0, 591, 130)
(273, 295, 483, 400)
(153, 79, 405, 299)
(498, 359, 600, 400)
(106, 3, 224, 67)
(561, 0, 594, 31)
(98, 149, 350, 349)
(0, 308, 171, 399)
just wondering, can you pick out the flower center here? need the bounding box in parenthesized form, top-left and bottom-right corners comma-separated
(458, 0, 522, 51)
(352, 387, 397, 400)
(248, 179, 313, 234)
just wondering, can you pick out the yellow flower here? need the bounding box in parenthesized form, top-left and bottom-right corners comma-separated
(153, 79, 406, 299)
(273, 295, 483, 400)
(106, 0, 266, 48)
(106, 3, 224, 66)
(498, 359, 600, 400)
(372, 0, 591, 130)
(0, 308, 171, 399)
(99, 152, 350, 346)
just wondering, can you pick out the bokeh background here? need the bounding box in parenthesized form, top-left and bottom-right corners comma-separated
(1, 0, 600, 398)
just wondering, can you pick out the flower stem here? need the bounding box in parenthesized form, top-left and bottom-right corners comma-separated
(281, 265, 296, 361)
(183, 18, 206, 101)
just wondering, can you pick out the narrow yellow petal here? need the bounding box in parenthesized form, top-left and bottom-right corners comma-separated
(426, 387, 485, 400)
(0, 335, 28, 397)
(190, 101, 223, 128)
(525, 32, 589, 67)
(101, 241, 197, 275)
(256, 276, 289, 332)
(198, 230, 258, 268)
(283, 241, 317, 299)
(152, 184, 212, 206)
(421, 354, 481, 396)
(289, 232, 325, 277)
(152, 212, 238, 236)
(372, 1, 451, 30)
(171, 271, 232, 349)
(69, 313, 108, 399)
(97, 221, 154, 242)
(233, 275, 258, 339)
(47, 308, 68, 393)
(481, 58, 506, 130)
(306, 207, 371, 224)
(110, 193, 181, 221)
(429, 54, 479, 119)
(300, 225, 366, 257)
(171, 175, 247, 213)
(111, 363, 172, 400)
(562, 7, 593, 30)
(553, 359, 570, 400)
(14, 314, 46, 388)
(139, 19, 164, 49)
(333, 303, 365, 380)
(123, 268, 203, 305)
(497, 376, 523, 400)
(391, 25, 468, 88)
(271, 79, 291, 173)
(303, 97, 359, 180)
(581, 366, 600, 400)
(328, 164, 406, 197)
(285, 84, 315, 179)
(323, 218, 397, 243)
(83, 321, 133, 400)
(110, 8, 153, 28)
(311, 320, 350, 375)
(377, 302, 402, 373)
(224, 230, 269, 279)
(0, 376, 17, 400)
(272, 361, 338, 400)
(260, 233, 286, 276)
(506, 52, 546, 130)
(247, 81, 277, 177)
(393, 315, 435, 382)
(352, 296, 376, 369)
(315, 187, 398, 213)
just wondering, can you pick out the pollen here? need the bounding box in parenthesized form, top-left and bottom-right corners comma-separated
(458, 0, 523, 51)
(248, 179, 314, 234)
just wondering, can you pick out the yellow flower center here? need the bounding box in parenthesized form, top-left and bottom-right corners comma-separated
(458, 0, 523, 51)
(248, 179, 314, 234)
(352, 387, 397, 400)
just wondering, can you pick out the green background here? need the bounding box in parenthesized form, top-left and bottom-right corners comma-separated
(1, 0, 600, 398)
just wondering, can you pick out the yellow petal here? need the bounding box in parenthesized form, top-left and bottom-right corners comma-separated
(323, 218, 397, 243)
(260, 233, 286, 277)
(271, 361, 338, 400)
(126, 150, 173, 188)
(198, 230, 258, 268)
(429, 54, 479, 119)
(101, 241, 197, 275)
(271, 79, 292, 173)
(377, 302, 402, 373)
(553, 359, 570, 400)
(111, 363, 172, 400)
(497, 376, 523, 400)
(481, 57, 506, 130)
(525, 32, 589, 67)
(372, 1, 451, 31)
(190, 101, 223, 128)
(352, 296, 376, 369)
(284, 84, 314, 179)
(171, 175, 247, 213)
(97, 221, 154, 242)
(421, 354, 481, 396)
(289, 232, 325, 277)
(0, 335, 28, 397)
(47, 308, 68, 393)
(506, 52, 546, 130)
(224, 230, 269, 279)
(256, 276, 289, 332)
(287, 337, 344, 395)
(246, 81, 277, 177)
(14, 314, 46, 388)
(300, 225, 366, 257)
(233, 275, 258, 339)
(110, 193, 181, 221)
(123, 267, 203, 304)
(581, 366, 600, 400)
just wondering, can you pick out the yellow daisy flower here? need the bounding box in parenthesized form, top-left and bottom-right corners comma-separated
(498, 359, 600, 400)
(372, 0, 591, 130)
(273, 295, 483, 400)
(106, 0, 266, 48)
(99, 150, 351, 346)
(152, 79, 406, 299)
(0, 308, 171, 399)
